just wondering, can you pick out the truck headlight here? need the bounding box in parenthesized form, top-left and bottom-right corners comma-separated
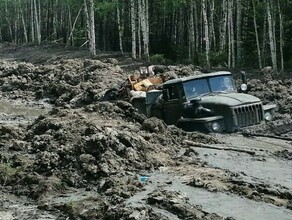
(264, 112, 273, 121)
(211, 121, 221, 132)
(240, 83, 247, 92)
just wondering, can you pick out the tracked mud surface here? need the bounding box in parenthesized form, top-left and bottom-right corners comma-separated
(0, 43, 292, 219)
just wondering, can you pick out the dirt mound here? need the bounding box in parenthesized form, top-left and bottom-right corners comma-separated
(0, 59, 125, 105)
(1, 101, 219, 201)
(1, 44, 292, 218)
(248, 78, 292, 114)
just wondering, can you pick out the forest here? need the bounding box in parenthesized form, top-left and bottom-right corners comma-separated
(0, 0, 292, 72)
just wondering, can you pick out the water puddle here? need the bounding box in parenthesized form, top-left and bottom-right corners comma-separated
(0, 99, 51, 124)
(0, 192, 56, 220)
(195, 147, 292, 189)
(127, 171, 292, 220)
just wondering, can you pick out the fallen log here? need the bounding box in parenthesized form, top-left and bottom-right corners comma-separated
(183, 140, 255, 155)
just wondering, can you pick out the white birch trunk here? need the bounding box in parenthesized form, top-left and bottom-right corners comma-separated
(145, 0, 149, 60)
(33, 0, 41, 44)
(88, 0, 96, 55)
(209, 0, 216, 49)
(67, 5, 83, 47)
(130, 0, 137, 59)
(230, 0, 235, 68)
(188, 0, 195, 58)
(220, 0, 228, 52)
(53, 0, 58, 39)
(139, 0, 149, 60)
(84, 0, 96, 55)
(116, 1, 124, 55)
(30, 0, 35, 42)
(277, 0, 284, 72)
(266, 0, 277, 73)
(252, 0, 262, 69)
(5, 1, 13, 41)
(202, 0, 210, 68)
(138, 14, 142, 58)
(194, 3, 199, 51)
(236, 0, 242, 66)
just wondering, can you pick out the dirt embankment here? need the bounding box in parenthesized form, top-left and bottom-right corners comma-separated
(0, 43, 292, 219)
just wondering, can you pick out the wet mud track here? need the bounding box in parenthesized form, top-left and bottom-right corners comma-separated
(0, 100, 292, 219)
(0, 46, 291, 219)
(126, 134, 292, 220)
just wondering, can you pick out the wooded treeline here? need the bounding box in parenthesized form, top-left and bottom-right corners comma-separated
(0, 0, 292, 72)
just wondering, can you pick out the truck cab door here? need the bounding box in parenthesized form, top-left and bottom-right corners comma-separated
(162, 84, 184, 125)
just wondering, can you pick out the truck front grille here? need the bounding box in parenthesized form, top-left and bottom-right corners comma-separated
(233, 103, 263, 128)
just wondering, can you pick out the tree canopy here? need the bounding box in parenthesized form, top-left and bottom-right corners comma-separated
(0, 0, 291, 71)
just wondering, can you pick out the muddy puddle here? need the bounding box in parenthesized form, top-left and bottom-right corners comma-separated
(0, 99, 51, 124)
(0, 192, 57, 220)
(195, 147, 292, 189)
(127, 171, 292, 220)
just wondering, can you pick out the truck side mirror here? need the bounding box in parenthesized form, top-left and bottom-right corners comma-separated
(163, 89, 169, 101)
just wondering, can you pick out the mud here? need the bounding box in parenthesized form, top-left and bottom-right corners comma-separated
(0, 43, 292, 219)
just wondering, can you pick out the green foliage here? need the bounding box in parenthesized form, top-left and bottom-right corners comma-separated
(159, 0, 188, 13)
(149, 54, 165, 63)
(95, 1, 116, 16)
(209, 52, 228, 67)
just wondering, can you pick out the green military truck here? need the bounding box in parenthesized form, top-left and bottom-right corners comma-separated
(131, 71, 276, 133)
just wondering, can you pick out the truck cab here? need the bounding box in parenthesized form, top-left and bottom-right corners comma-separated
(137, 71, 276, 133)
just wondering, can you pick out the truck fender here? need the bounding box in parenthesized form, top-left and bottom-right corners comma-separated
(263, 104, 277, 121)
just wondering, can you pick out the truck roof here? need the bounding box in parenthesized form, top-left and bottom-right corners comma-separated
(163, 71, 232, 86)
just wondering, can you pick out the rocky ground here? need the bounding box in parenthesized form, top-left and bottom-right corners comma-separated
(0, 43, 292, 220)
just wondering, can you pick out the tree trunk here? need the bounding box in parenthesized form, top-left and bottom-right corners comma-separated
(139, 0, 149, 60)
(209, 0, 216, 49)
(33, 0, 41, 44)
(130, 0, 137, 59)
(116, 1, 124, 55)
(5, 1, 13, 41)
(88, 0, 96, 55)
(53, 0, 58, 39)
(202, 0, 210, 69)
(277, 0, 284, 72)
(228, 0, 235, 68)
(30, 0, 35, 42)
(84, 0, 96, 55)
(266, 0, 277, 73)
(67, 5, 83, 47)
(188, 0, 195, 59)
(252, 0, 262, 69)
(236, 0, 242, 66)
(220, 0, 228, 52)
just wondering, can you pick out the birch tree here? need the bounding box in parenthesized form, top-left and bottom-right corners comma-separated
(277, 0, 284, 72)
(266, 0, 277, 73)
(33, 0, 41, 44)
(220, 0, 228, 52)
(130, 0, 136, 59)
(252, 0, 262, 69)
(116, 0, 124, 55)
(236, 0, 242, 66)
(202, 0, 210, 68)
(188, 0, 195, 59)
(84, 0, 96, 55)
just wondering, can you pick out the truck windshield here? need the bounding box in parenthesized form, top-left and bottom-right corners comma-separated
(183, 75, 236, 99)
(183, 79, 210, 99)
(209, 75, 236, 92)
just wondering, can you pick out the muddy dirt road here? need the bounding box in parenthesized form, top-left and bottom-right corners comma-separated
(0, 43, 291, 219)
